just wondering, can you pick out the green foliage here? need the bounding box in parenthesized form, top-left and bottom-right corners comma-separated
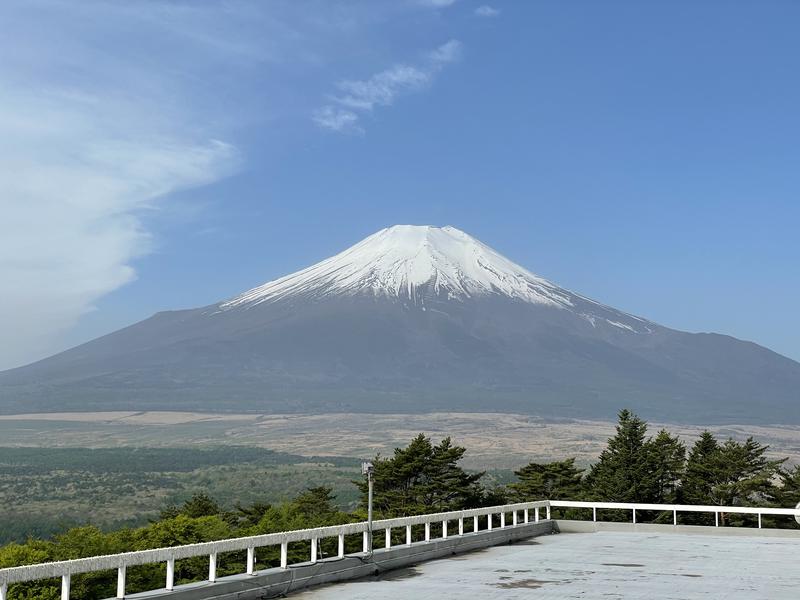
(680, 432, 784, 524)
(586, 409, 652, 503)
(0, 446, 361, 544)
(645, 429, 686, 504)
(508, 458, 584, 501)
(2, 424, 799, 599)
(355, 434, 486, 517)
(769, 465, 800, 507)
(159, 492, 222, 520)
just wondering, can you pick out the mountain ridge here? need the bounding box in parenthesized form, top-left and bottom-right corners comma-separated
(1, 225, 798, 424)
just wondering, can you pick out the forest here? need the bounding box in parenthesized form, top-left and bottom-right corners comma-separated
(2, 410, 800, 599)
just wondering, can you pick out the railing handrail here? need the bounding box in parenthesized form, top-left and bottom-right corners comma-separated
(2, 499, 799, 590)
(0, 500, 549, 585)
(550, 500, 800, 516)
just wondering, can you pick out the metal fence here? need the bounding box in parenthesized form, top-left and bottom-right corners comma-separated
(1, 499, 798, 600)
(0, 500, 550, 600)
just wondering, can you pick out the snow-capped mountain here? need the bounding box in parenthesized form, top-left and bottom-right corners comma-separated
(1, 225, 799, 423)
(220, 225, 654, 334)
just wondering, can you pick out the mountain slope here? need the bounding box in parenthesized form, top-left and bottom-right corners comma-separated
(1, 225, 798, 423)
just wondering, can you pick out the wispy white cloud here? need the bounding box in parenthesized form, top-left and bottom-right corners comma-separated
(314, 39, 462, 133)
(312, 106, 363, 134)
(0, 1, 245, 369)
(475, 5, 500, 17)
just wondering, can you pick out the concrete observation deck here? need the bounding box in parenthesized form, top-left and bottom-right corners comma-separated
(294, 526, 799, 599)
(3, 501, 799, 600)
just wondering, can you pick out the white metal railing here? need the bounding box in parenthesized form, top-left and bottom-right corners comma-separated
(2, 499, 798, 599)
(550, 500, 800, 529)
(0, 500, 549, 600)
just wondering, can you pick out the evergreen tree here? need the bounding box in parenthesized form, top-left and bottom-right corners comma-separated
(586, 409, 652, 503)
(645, 429, 686, 503)
(680, 431, 719, 508)
(509, 458, 584, 501)
(356, 434, 485, 517)
(158, 492, 221, 520)
(680, 432, 784, 525)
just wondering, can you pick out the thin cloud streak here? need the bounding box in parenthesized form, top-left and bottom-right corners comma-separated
(475, 5, 500, 18)
(314, 39, 462, 133)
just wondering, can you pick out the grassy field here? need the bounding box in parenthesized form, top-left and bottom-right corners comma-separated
(0, 446, 362, 544)
(2, 411, 798, 544)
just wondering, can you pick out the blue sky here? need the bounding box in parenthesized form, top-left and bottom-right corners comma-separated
(1, 0, 799, 369)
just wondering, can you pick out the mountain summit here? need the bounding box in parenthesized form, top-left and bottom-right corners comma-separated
(2, 225, 799, 423)
(221, 225, 653, 334)
(223, 225, 575, 307)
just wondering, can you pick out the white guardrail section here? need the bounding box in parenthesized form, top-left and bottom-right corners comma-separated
(0, 501, 550, 600)
(550, 500, 800, 529)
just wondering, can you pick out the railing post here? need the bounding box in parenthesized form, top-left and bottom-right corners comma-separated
(758, 513, 762, 529)
(633, 508, 637, 524)
(524, 508, 529, 523)
(166, 558, 175, 590)
(281, 542, 288, 569)
(247, 547, 255, 575)
(546, 505, 551, 520)
(673, 509, 677, 526)
(362, 531, 369, 553)
(500, 512, 506, 528)
(715, 512, 719, 527)
(208, 553, 217, 582)
(338, 533, 345, 557)
(513, 510, 518, 526)
(442, 520, 448, 539)
(61, 573, 71, 600)
(0, 583, 6, 600)
(459, 517, 464, 535)
(117, 565, 126, 599)
(535, 507, 539, 523)
(406, 525, 412, 546)
(593, 506, 597, 522)
(310, 537, 317, 563)
(473, 515, 479, 532)
(385, 527, 392, 548)
(488, 514, 493, 530)
(424, 522, 431, 541)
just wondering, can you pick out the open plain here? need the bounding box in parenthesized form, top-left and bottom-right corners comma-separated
(2, 411, 799, 469)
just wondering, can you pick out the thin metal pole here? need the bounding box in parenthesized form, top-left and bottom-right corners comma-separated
(367, 473, 374, 554)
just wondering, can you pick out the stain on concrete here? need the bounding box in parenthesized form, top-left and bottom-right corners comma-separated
(496, 578, 555, 589)
(371, 567, 422, 581)
(601, 563, 644, 567)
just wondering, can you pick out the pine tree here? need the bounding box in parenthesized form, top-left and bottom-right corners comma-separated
(356, 434, 485, 517)
(680, 432, 784, 525)
(509, 458, 584, 501)
(586, 409, 652, 503)
(680, 431, 719, 508)
(645, 429, 686, 503)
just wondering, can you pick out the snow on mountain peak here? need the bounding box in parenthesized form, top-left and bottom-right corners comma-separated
(218, 225, 654, 334)
(220, 225, 576, 309)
